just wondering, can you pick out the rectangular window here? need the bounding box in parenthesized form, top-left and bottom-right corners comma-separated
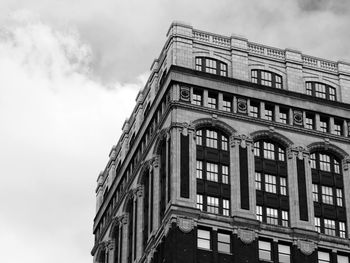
(266, 207, 278, 225)
(337, 189, 343, 207)
(339, 222, 346, 238)
(278, 244, 291, 263)
(206, 130, 218, 148)
(196, 161, 203, 179)
(315, 217, 321, 233)
(256, 206, 263, 222)
(334, 120, 343, 136)
(207, 196, 219, 214)
(195, 57, 202, 71)
(278, 148, 285, 161)
(305, 113, 314, 129)
(322, 186, 333, 205)
(315, 83, 327, 99)
(310, 153, 316, 169)
(259, 240, 271, 261)
(319, 154, 331, 172)
(263, 142, 275, 160)
(197, 229, 211, 250)
(275, 75, 282, 89)
(265, 174, 277, 194)
(206, 163, 218, 182)
(197, 194, 203, 210)
(222, 199, 230, 216)
(279, 108, 288, 124)
(261, 71, 272, 87)
(221, 135, 228, 151)
(334, 159, 340, 174)
(254, 142, 260, 156)
(251, 70, 258, 84)
(223, 96, 232, 112)
(222, 165, 229, 184)
(324, 219, 336, 236)
(318, 251, 330, 263)
(280, 177, 287, 196)
(255, 172, 262, 190)
(306, 82, 313, 96)
(338, 255, 349, 263)
(281, 211, 289, 227)
(196, 130, 203, 145)
(320, 117, 328, 133)
(192, 90, 202, 106)
(218, 232, 231, 253)
(250, 101, 260, 118)
(205, 59, 217, 74)
(265, 104, 274, 121)
(220, 63, 227, 77)
(208, 93, 217, 109)
(329, 87, 336, 101)
(312, 184, 319, 202)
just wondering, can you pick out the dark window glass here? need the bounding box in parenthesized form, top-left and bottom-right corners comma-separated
(251, 69, 283, 89)
(195, 57, 228, 76)
(305, 82, 337, 101)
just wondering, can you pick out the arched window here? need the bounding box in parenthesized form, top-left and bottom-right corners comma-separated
(254, 140, 289, 226)
(251, 69, 283, 89)
(196, 128, 230, 216)
(195, 57, 228, 77)
(310, 151, 346, 238)
(306, 82, 336, 101)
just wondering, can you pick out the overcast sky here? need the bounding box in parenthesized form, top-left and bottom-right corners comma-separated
(0, 1, 350, 263)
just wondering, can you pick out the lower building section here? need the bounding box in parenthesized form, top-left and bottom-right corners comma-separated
(148, 219, 349, 263)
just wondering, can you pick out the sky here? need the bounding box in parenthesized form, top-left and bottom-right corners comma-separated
(0, 0, 349, 262)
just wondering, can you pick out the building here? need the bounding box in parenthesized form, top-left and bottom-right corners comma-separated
(91, 22, 350, 263)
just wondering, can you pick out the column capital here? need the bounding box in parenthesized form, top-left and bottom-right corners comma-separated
(151, 156, 160, 168)
(230, 134, 253, 148)
(342, 157, 350, 171)
(287, 146, 309, 160)
(134, 185, 144, 198)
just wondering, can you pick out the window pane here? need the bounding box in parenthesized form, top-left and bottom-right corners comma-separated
(259, 241, 271, 261)
(278, 244, 290, 263)
(197, 229, 211, 250)
(263, 142, 275, 160)
(206, 130, 218, 148)
(318, 251, 330, 263)
(206, 162, 218, 182)
(338, 255, 349, 263)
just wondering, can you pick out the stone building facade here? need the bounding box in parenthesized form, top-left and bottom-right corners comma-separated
(91, 22, 350, 263)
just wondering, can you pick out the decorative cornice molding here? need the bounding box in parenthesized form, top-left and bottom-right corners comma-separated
(250, 128, 293, 148)
(307, 141, 349, 160)
(190, 117, 236, 135)
(237, 228, 256, 244)
(176, 217, 195, 233)
(297, 240, 316, 256)
(288, 146, 309, 160)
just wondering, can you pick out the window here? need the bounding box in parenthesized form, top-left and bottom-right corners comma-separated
(195, 57, 228, 76)
(197, 229, 211, 250)
(222, 165, 229, 184)
(318, 251, 330, 263)
(197, 194, 203, 210)
(278, 244, 291, 263)
(196, 161, 203, 179)
(207, 93, 217, 109)
(206, 162, 218, 182)
(334, 120, 343, 136)
(207, 196, 219, 214)
(255, 172, 262, 190)
(223, 96, 232, 112)
(278, 148, 285, 161)
(254, 142, 260, 156)
(281, 211, 289, 227)
(336, 189, 343, 207)
(259, 240, 272, 261)
(217, 232, 230, 253)
(315, 217, 321, 233)
(324, 219, 336, 236)
(320, 117, 329, 133)
(266, 207, 278, 225)
(196, 130, 203, 145)
(338, 255, 349, 263)
(250, 101, 260, 118)
(206, 130, 218, 148)
(280, 177, 287, 196)
(313, 184, 319, 202)
(263, 142, 275, 160)
(251, 69, 283, 89)
(192, 89, 202, 106)
(265, 104, 274, 121)
(339, 222, 346, 238)
(310, 153, 316, 169)
(319, 153, 331, 172)
(306, 82, 336, 101)
(222, 199, 230, 216)
(256, 205, 263, 222)
(265, 174, 277, 194)
(279, 107, 288, 124)
(221, 135, 228, 151)
(305, 113, 315, 129)
(321, 186, 333, 205)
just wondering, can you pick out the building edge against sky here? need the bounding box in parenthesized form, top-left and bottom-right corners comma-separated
(92, 22, 350, 263)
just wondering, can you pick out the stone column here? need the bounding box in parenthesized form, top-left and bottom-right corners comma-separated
(107, 241, 115, 263)
(275, 105, 280, 123)
(218, 92, 223, 111)
(342, 157, 350, 235)
(121, 214, 129, 263)
(260, 101, 265, 119)
(135, 186, 144, 261)
(152, 156, 160, 233)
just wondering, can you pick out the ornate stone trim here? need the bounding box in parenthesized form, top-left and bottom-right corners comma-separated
(176, 217, 194, 233)
(307, 141, 348, 160)
(191, 118, 237, 135)
(250, 129, 293, 148)
(231, 134, 253, 148)
(237, 228, 256, 244)
(297, 240, 316, 256)
(288, 146, 309, 160)
(343, 157, 350, 171)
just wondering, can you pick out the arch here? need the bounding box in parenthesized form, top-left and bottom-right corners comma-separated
(152, 128, 169, 155)
(95, 243, 106, 263)
(193, 52, 231, 65)
(192, 118, 236, 136)
(137, 160, 152, 184)
(108, 218, 120, 239)
(307, 141, 349, 160)
(122, 189, 135, 212)
(250, 129, 293, 148)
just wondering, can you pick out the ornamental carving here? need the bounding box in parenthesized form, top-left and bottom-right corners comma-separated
(176, 217, 194, 233)
(180, 86, 190, 102)
(297, 240, 316, 256)
(237, 229, 256, 244)
(293, 110, 303, 126)
(237, 98, 247, 114)
(343, 157, 350, 171)
(231, 134, 253, 149)
(289, 146, 309, 160)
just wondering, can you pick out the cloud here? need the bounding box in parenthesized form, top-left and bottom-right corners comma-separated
(0, 11, 144, 263)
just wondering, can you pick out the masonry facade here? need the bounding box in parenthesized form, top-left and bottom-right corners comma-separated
(91, 22, 350, 263)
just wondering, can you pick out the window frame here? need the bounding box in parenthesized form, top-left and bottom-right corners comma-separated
(251, 69, 283, 89)
(195, 57, 228, 77)
(306, 81, 337, 101)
